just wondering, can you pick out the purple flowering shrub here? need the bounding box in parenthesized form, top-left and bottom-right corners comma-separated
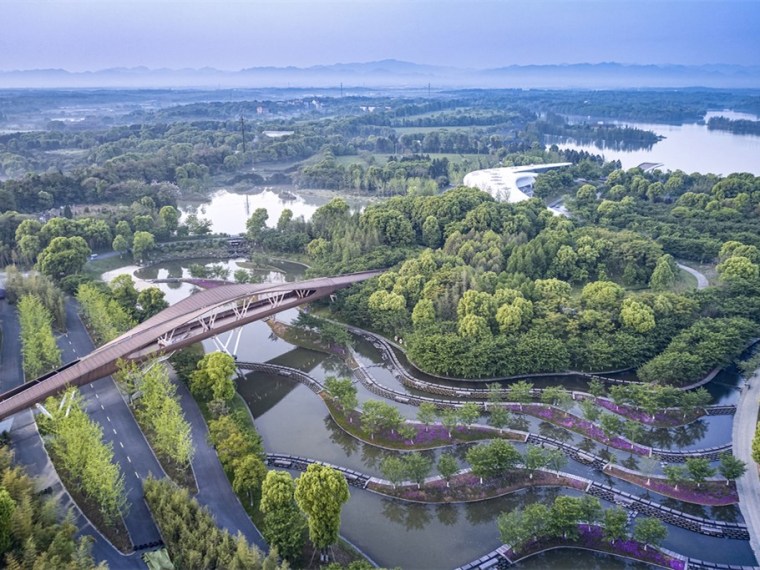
(595, 398, 701, 427)
(507, 525, 685, 570)
(607, 465, 738, 506)
(507, 404, 650, 455)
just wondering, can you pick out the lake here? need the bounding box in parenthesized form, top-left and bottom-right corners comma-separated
(552, 111, 760, 175)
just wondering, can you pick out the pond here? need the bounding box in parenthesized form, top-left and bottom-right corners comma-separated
(178, 187, 371, 235)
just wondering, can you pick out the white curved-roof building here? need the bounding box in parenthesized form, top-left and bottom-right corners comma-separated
(463, 163, 572, 203)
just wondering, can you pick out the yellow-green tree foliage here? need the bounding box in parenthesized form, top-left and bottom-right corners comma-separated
(132, 362, 194, 467)
(18, 294, 61, 380)
(76, 282, 135, 344)
(39, 389, 127, 524)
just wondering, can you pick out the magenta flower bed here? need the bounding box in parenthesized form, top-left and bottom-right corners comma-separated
(595, 399, 699, 427)
(507, 404, 650, 455)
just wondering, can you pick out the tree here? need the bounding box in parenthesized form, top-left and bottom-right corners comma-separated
(620, 299, 656, 333)
(18, 294, 61, 380)
(633, 517, 667, 551)
(416, 402, 438, 432)
(37, 236, 90, 278)
(137, 287, 169, 320)
(685, 457, 716, 487)
(233, 454, 267, 506)
(131, 231, 156, 262)
(664, 464, 688, 491)
(541, 386, 572, 410)
(246, 208, 269, 243)
(458, 402, 481, 430)
(588, 377, 606, 397)
(437, 453, 459, 487)
(579, 495, 602, 524)
(718, 454, 747, 485)
(110, 274, 139, 316)
(411, 298, 436, 328)
(523, 445, 549, 479)
(488, 406, 511, 432)
(650, 255, 677, 290)
(441, 408, 460, 438)
(398, 423, 416, 444)
(191, 352, 237, 402)
(260, 471, 306, 561)
(159, 205, 180, 235)
(548, 496, 583, 539)
(600, 413, 623, 443)
(498, 509, 530, 552)
(509, 380, 534, 409)
(547, 449, 567, 477)
(324, 377, 358, 415)
(0, 488, 15, 555)
(465, 440, 521, 483)
(601, 506, 628, 545)
(380, 456, 406, 488)
(294, 464, 350, 555)
(367, 290, 408, 334)
(717, 255, 759, 283)
(580, 399, 601, 422)
(639, 456, 659, 486)
(403, 452, 432, 488)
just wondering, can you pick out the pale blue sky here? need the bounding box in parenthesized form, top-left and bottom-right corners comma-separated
(0, 0, 758, 71)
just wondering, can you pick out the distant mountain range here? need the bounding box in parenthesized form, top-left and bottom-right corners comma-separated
(2, 60, 759, 89)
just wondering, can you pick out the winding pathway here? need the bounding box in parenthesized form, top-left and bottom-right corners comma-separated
(733, 369, 760, 563)
(676, 262, 709, 289)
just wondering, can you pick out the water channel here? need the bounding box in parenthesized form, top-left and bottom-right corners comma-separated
(104, 257, 756, 569)
(550, 110, 760, 176)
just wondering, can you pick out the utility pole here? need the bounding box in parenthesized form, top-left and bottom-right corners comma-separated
(240, 115, 246, 154)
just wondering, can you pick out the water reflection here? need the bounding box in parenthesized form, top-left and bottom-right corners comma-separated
(553, 114, 760, 175)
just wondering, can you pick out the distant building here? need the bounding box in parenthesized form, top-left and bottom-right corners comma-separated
(463, 163, 572, 203)
(262, 130, 294, 139)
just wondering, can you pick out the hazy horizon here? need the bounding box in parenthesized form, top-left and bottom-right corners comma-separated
(1, 0, 759, 73)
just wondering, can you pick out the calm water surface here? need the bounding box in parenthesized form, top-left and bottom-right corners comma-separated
(553, 112, 760, 175)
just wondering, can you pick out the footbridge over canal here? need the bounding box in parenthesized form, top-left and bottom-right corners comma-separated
(0, 270, 381, 420)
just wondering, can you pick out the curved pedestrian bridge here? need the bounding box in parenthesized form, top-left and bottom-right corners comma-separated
(0, 270, 381, 419)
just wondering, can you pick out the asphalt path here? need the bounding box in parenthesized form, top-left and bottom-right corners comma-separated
(1, 298, 145, 567)
(0, 298, 24, 393)
(58, 299, 164, 549)
(676, 262, 709, 290)
(732, 371, 760, 565)
(174, 378, 267, 550)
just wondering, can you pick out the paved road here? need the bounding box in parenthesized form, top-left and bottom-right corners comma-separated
(1, 298, 145, 567)
(0, 298, 24, 392)
(174, 379, 267, 550)
(58, 299, 164, 549)
(676, 262, 709, 290)
(732, 370, 760, 565)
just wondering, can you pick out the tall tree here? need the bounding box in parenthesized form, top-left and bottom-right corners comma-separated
(633, 517, 667, 551)
(718, 454, 747, 486)
(260, 471, 306, 562)
(294, 464, 350, 557)
(603, 506, 628, 544)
